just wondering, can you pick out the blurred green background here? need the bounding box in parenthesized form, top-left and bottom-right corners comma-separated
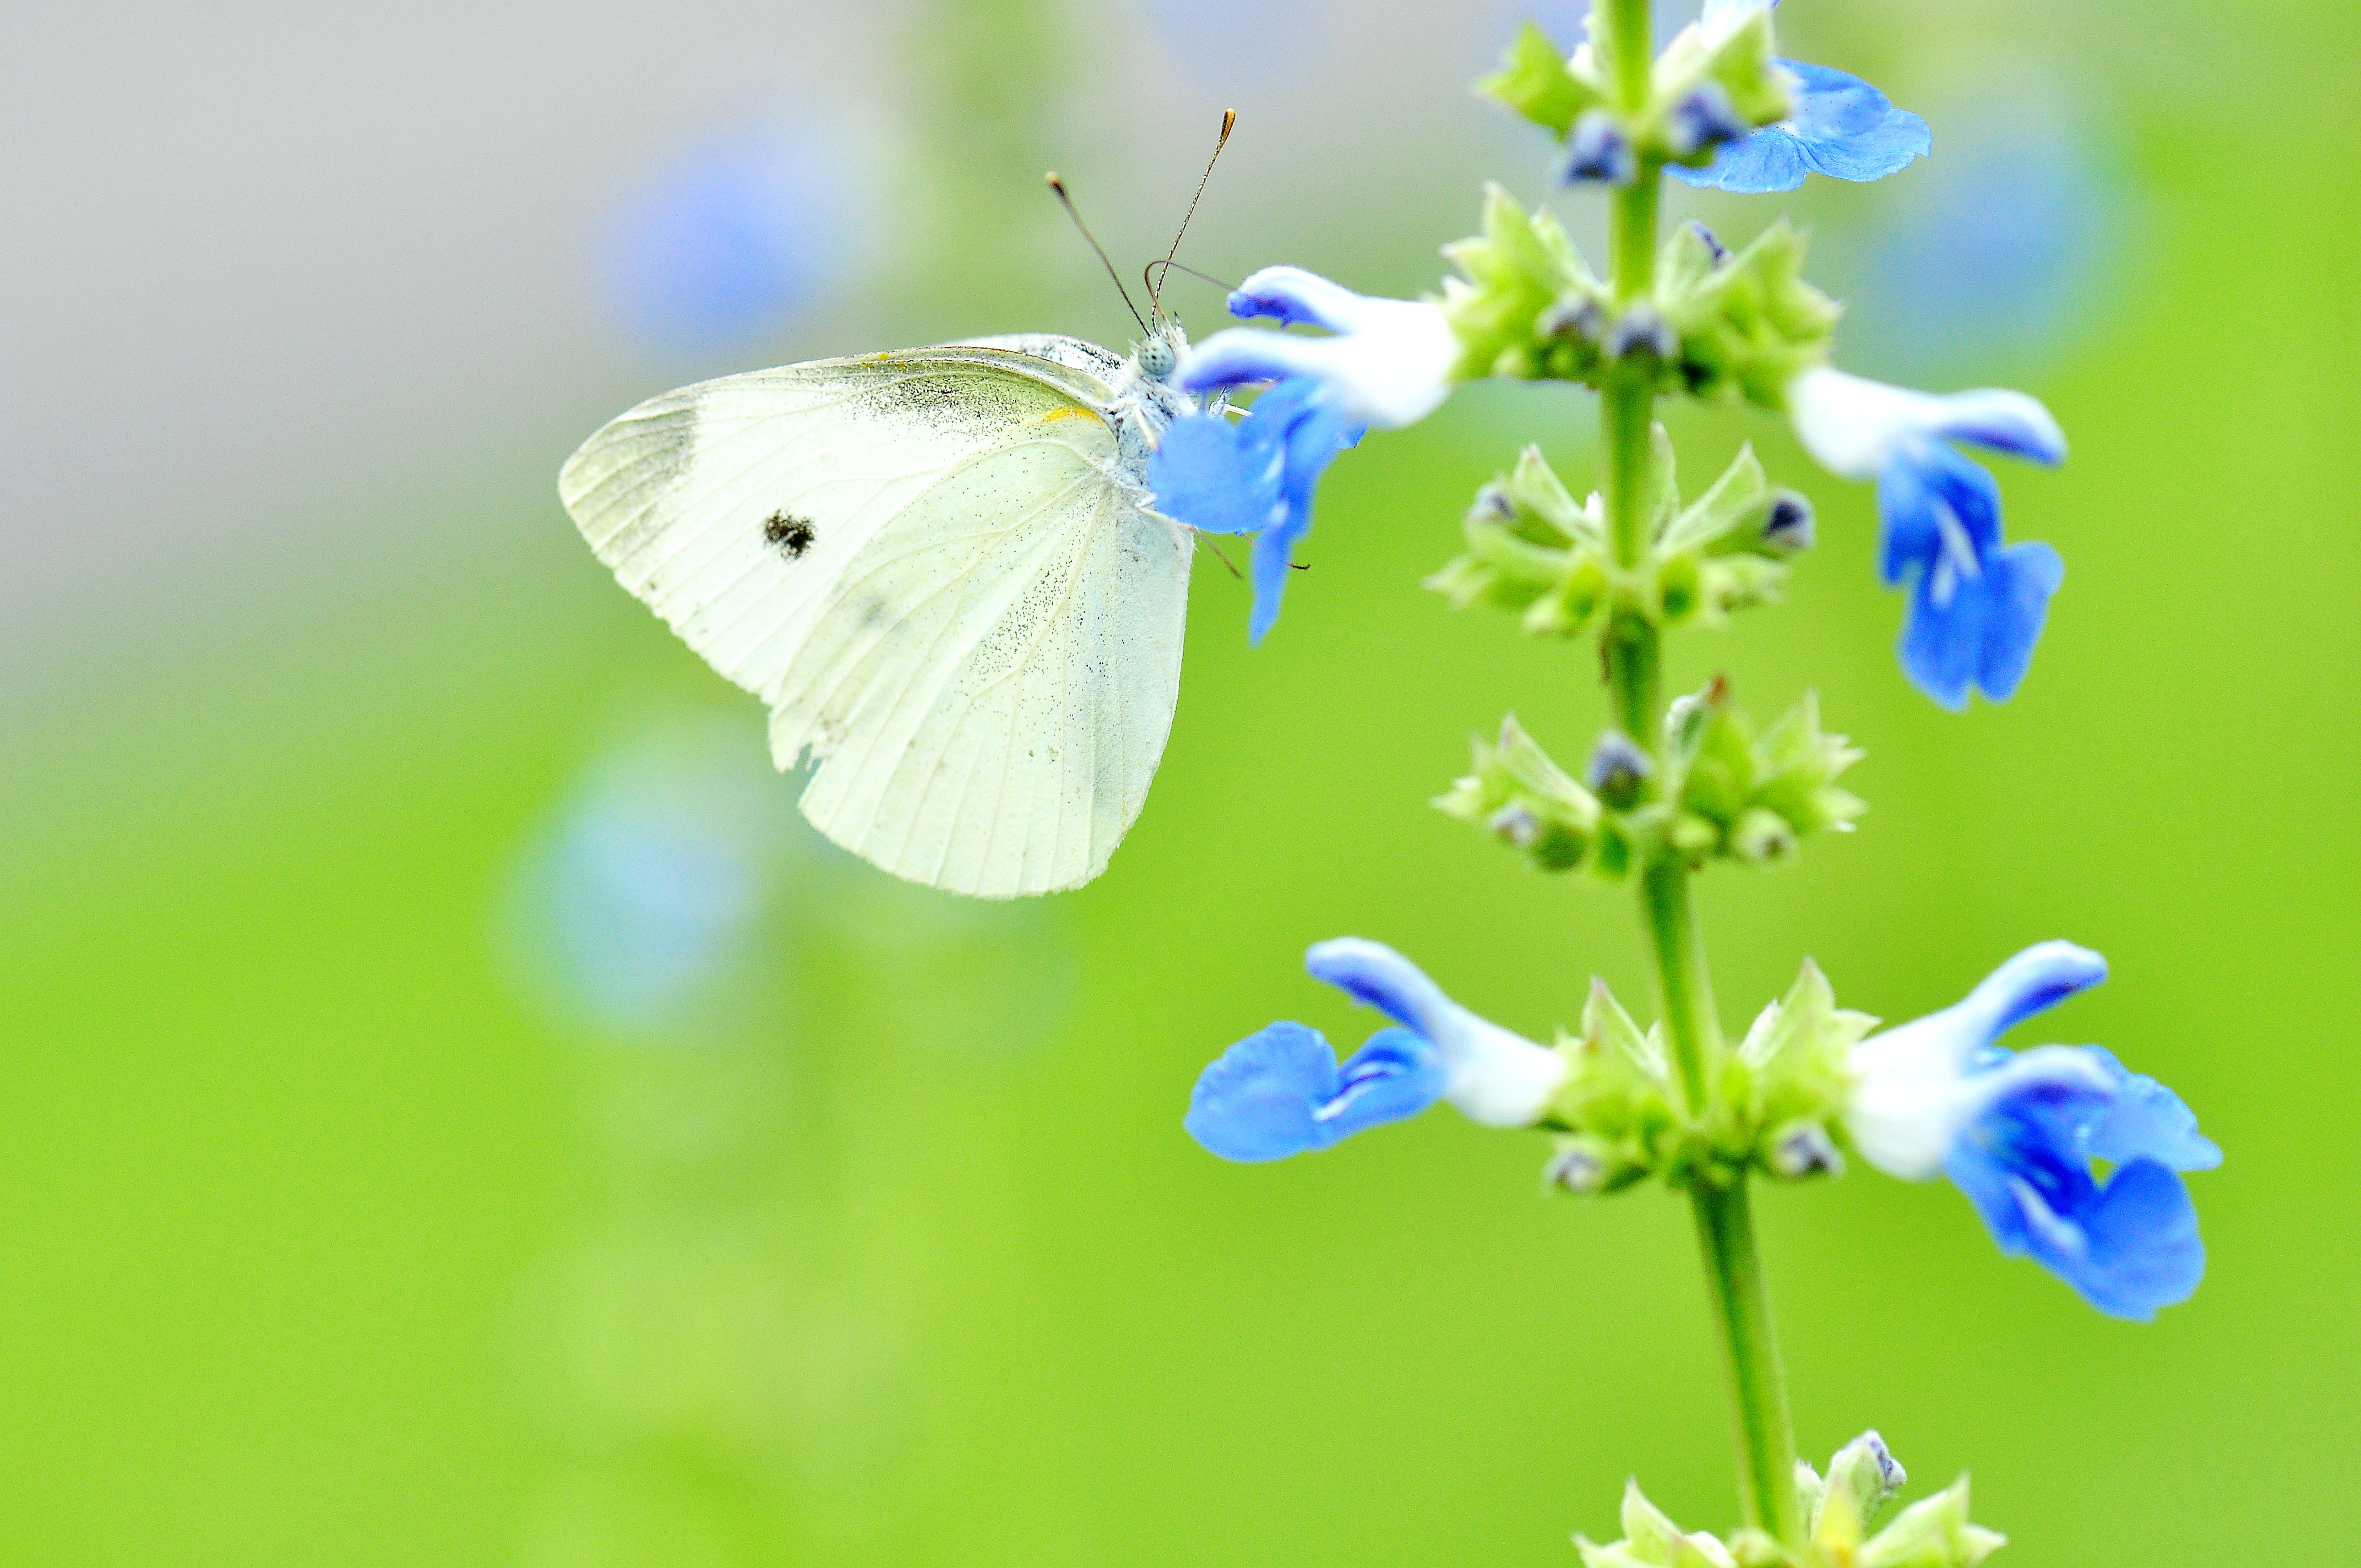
(4, 0, 2357, 1562)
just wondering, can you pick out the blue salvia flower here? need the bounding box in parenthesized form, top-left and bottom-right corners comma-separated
(1787, 366, 2068, 708)
(1845, 942, 2221, 1320)
(1149, 377, 1362, 643)
(1669, 0, 1931, 194)
(1153, 267, 1460, 640)
(1185, 939, 1565, 1161)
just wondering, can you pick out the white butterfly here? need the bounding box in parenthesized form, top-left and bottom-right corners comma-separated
(558, 320, 1205, 900)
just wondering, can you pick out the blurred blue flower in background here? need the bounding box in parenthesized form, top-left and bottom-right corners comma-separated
(1185, 938, 1565, 1160)
(507, 713, 801, 1035)
(1845, 85, 2122, 377)
(1845, 942, 2221, 1320)
(601, 122, 857, 355)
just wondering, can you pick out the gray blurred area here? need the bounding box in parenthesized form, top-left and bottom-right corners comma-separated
(0, 0, 1514, 696)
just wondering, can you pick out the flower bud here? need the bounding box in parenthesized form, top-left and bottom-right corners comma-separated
(1732, 807, 1798, 864)
(1766, 1119, 1844, 1179)
(1825, 1431, 1906, 1527)
(1545, 1140, 1608, 1194)
(1606, 304, 1678, 362)
(1666, 80, 1751, 158)
(1762, 492, 1815, 553)
(1563, 110, 1637, 185)
(1537, 295, 1608, 344)
(1587, 730, 1654, 808)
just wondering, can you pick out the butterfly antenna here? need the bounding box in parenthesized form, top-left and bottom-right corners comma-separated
(1046, 172, 1146, 334)
(1199, 536, 1245, 581)
(1150, 109, 1236, 316)
(1145, 258, 1241, 301)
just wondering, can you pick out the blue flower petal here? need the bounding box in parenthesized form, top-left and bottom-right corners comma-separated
(1304, 937, 1456, 1038)
(1184, 1021, 1340, 1161)
(1972, 541, 2065, 703)
(1672, 60, 1929, 193)
(1672, 123, 1811, 193)
(1881, 440, 2062, 710)
(1956, 940, 2108, 1039)
(1943, 1044, 2210, 1319)
(1182, 1020, 1445, 1162)
(1222, 379, 1359, 642)
(1921, 393, 2070, 467)
(1147, 413, 1281, 537)
(1900, 542, 2063, 710)
(1323, 1027, 1451, 1139)
(1877, 438, 2000, 589)
(2064, 1159, 2206, 1320)
(2080, 1047, 2223, 1172)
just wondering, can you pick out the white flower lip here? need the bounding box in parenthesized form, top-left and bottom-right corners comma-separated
(1787, 366, 2068, 481)
(1177, 266, 1460, 430)
(1305, 938, 1565, 1128)
(1843, 941, 2111, 1179)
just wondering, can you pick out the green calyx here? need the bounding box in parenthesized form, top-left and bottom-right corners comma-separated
(1722, 960, 1878, 1183)
(1543, 981, 1679, 1194)
(1436, 188, 1837, 410)
(1661, 220, 1842, 410)
(1434, 683, 1861, 882)
(1538, 960, 1870, 1194)
(1427, 436, 1810, 641)
(1434, 715, 1603, 873)
(1589, 1440, 2004, 1568)
(1662, 680, 1865, 868)
(1477, 20, 1609, 137)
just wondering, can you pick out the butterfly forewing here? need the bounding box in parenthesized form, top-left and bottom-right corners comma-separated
(558, 347, 1193, 898)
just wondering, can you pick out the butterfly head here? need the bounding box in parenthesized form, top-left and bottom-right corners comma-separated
(1135, 319, 1187, 382)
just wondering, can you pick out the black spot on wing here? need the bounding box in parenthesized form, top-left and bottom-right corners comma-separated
(763, 511, 817, 559)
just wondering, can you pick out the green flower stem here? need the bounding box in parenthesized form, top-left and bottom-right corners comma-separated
(1691, 1179, 1805, 1547)
(1592, 2, 1805, 1544)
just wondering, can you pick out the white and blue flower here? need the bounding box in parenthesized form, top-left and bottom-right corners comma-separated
(1845, 942, 2221, 1320)
(1788, 366, 2069, 709)
(1151, 267, 1459, 641)
(1184, 939, 1565, 1161)
(1671, 1, 1931, 194)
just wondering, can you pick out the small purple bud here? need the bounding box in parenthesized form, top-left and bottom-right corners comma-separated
(1769, 1123, 1845, 1179)
(1605, 304, 1677, 362)
(1537, 296, 1608, 344)
(1546, 1145, 1606, 1194)
(1487, 802, 1543, 850)
(1666, 80, 1751, 159)
(1470, 481, 1517, 523)
(1763, 492, 1815, 553)
(1563, 110, 1636, 186)
(1587, 730, 1653, 808)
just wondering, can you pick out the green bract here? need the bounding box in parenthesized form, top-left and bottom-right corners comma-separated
(1661, 221, 1842, 410)
(1723, 960, 1878, 1181)
(1662, 680, 1865, 866)
(1428, 435, 1809, 644)
(1586, 1440, 2004, 1568)
(1544, 980, 1679, 1193)
(1433, 715, 1604, 874)
(1477, 20, 1608, 137)
(1437, 190, 1837, 410)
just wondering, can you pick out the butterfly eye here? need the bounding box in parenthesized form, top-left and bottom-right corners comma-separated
(1138, 337, 1178, 380)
